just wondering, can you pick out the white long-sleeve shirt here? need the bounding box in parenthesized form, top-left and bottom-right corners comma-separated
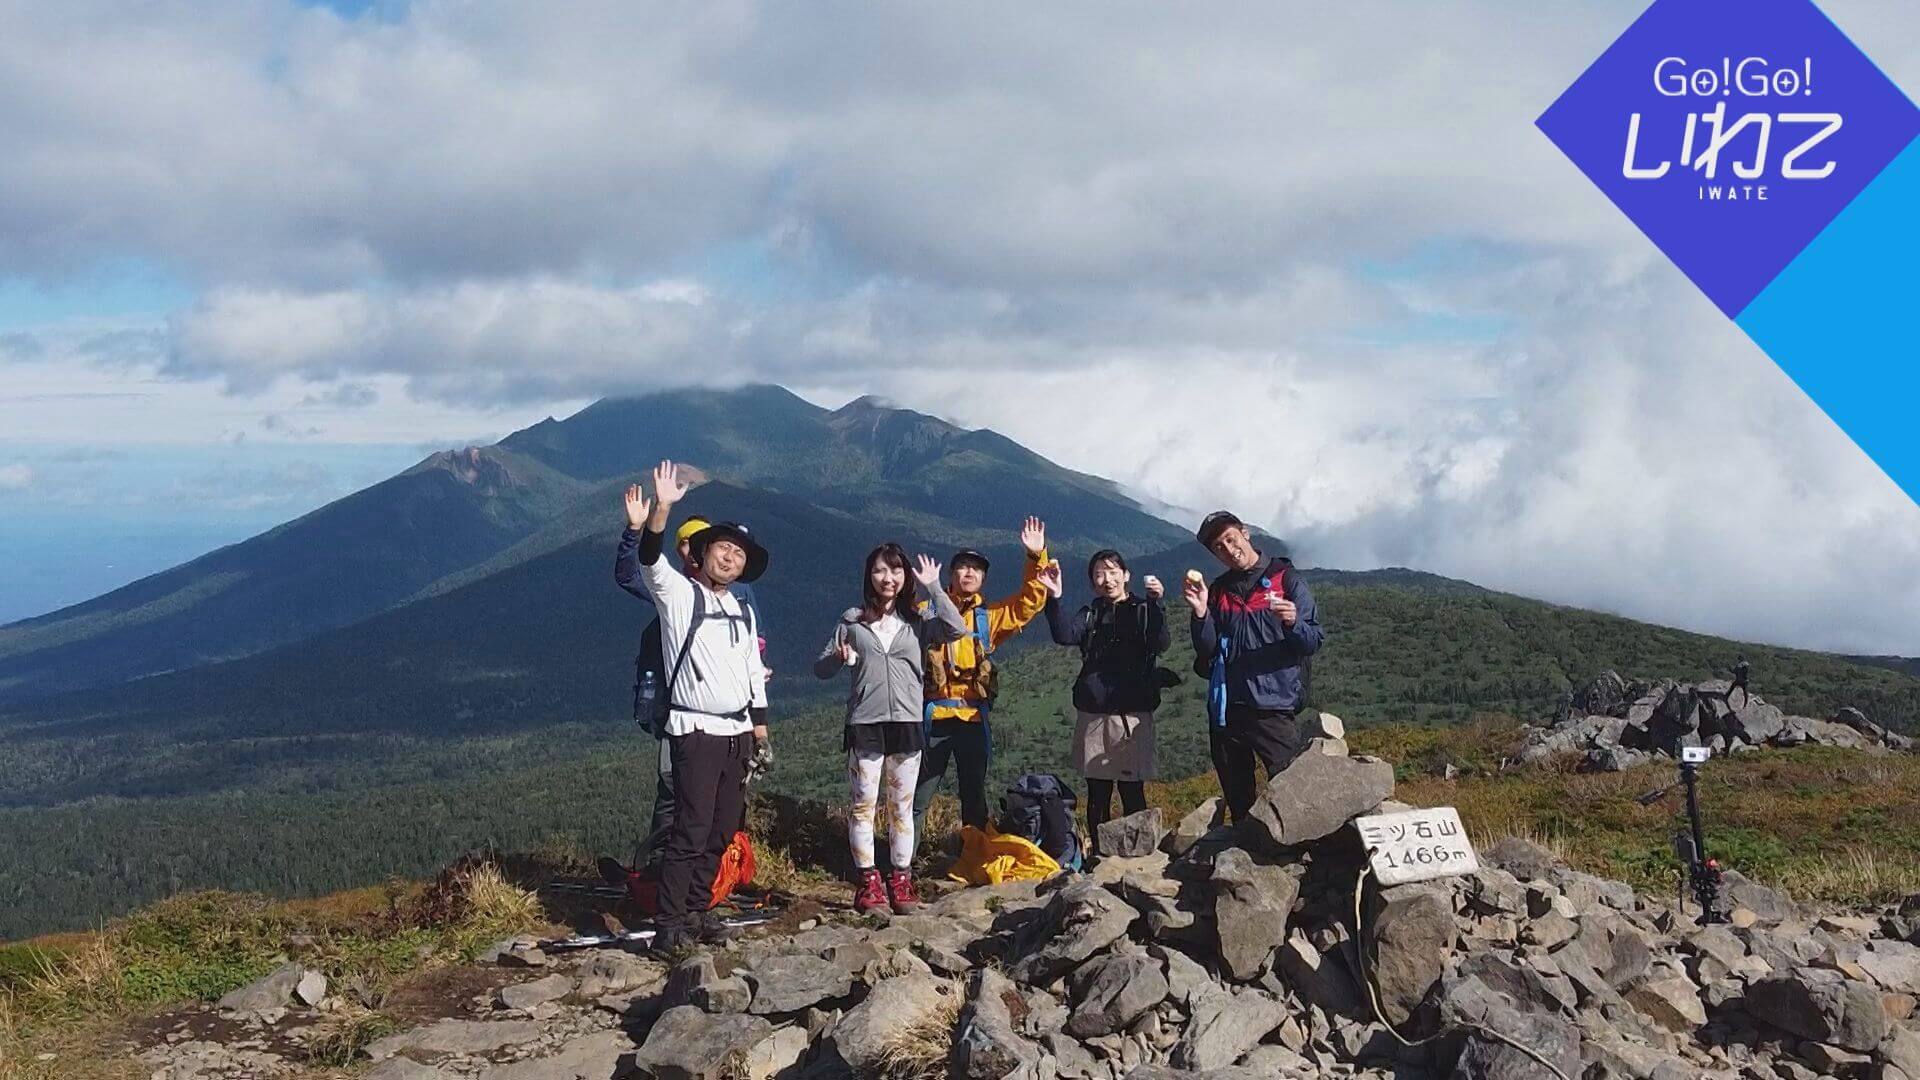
(638, 542, 767, 738)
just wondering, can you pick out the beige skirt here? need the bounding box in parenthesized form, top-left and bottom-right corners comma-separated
(1072, 710, 1157, 781)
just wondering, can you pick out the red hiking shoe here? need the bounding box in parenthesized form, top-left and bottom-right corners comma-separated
(887, 870, 921, 914)
(854, 868, 888, 914)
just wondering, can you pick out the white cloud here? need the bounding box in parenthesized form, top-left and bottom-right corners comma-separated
(0, 464, 35, 491)
(1, 1, 1918, 653)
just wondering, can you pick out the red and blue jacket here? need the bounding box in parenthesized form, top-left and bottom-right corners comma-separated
(1190, 555, 1323, 722)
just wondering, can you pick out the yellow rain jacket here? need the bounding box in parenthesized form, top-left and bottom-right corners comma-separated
(945, 824, 1061, 885)
(921, 548, 1049, 722)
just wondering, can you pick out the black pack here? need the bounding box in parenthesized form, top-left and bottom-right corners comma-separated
(999, 773, 1083, 871)
(632, 588, 758, 735)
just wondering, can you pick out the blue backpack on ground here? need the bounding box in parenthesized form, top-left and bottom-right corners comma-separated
(999, 773, 1083, 871)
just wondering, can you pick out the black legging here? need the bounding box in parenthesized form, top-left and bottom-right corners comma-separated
(1085, 778, 1147, 855)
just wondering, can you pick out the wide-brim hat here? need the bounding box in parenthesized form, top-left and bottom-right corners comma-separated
(948, 548, 991, 573)
(689, 521, 769, 583)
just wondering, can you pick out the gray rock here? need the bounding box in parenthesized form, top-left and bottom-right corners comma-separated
(1369, 883, 1454, 1026)
(479, 1030, 639, 1080)
(1244, 752, 1394, 848)
(1150, 944, 1212, 1007)
(631, 1006, 773, 1080)
(1459, 953, 1577, 1016)
(1553, 911, 1651, 990)
(1722, 871, 1796, 923)
(576, 951, 662, 998)
(1522, 913, 1578, 951)
(496, 973, 573, 1011)
(1211, 848, 1301, 981)
(366, 1060, 454, 1080)
(215, 962, 305, 1014)
(496, 946, 549, 968)
(1726, 700, 1787, 745)
(1123, 1067, 1274, 1080)
(824, 974, 959, 1074)
(1623, 964, 1707, 1031)
(1118, 872, 1203, 944)
(698, 975, 752, 1014)
(1278, 927, 1367, 1017)
(912, 940, 972, 977)
(1010, 878, 1137, 984)
(1584, 745, 1651, 772)
(741, 1027, 809, 1080)
(1162, 798, 1224, 859)
(1795, 1041, 1872, 1077)
(1858, 940, 1920, 994)
(744, 953, 853, 1015)
(662, 954, 721, 1011)
(1680, 925, 1749, 986)
(1575, 671, 1630, 716)
(1881, 1025, 1920, 1078)
(1744, 967, 1887, 1052)
(294, 970, 327, 1008)
(1464, 866, 1527, 917)
(1068, 954, 1169, 1038)
(1169, 989, 1287, 1072)
(1440, 974, 1582, 1080)
(365, 1019, 545, 1061)
(954, 968, 1043, 1079)
(1098, 808, 1165, 859)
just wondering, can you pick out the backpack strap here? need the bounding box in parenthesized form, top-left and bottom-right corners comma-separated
(662, 589, 754, 723)
(946, 603, 994, 676)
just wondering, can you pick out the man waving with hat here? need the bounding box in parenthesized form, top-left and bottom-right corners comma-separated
(624, 460, 770, 951)
(911, 516, 1050, 849)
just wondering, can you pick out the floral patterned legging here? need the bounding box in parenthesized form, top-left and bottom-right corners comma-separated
(848, 749, 922, 870)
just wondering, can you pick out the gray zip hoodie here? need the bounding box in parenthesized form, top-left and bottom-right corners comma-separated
(813, 583, 967, 725)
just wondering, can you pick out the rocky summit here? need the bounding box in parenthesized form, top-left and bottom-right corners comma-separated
(136, 738, 1920, 1080)
(1518, 670, 1914, 772)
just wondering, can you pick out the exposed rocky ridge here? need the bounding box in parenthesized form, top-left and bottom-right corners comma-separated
(138, 742, 1920, 1080)
(1518, 670, 1914, 772)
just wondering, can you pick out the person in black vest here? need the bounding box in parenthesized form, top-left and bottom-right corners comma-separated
(1185, 511, 1324, 825)
(1039, 550, 1170, 856)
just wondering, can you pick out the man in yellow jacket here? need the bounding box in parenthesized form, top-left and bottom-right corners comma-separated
(912, 516, 1051, 850)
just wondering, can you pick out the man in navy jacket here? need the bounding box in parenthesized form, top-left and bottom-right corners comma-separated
(1184, 511, 1325, 825)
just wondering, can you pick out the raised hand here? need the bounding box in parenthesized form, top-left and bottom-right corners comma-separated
(1182, 574, 1209, 619)
(652, 460, 688, 507)
(623, 484, 651, 530)
(1143, 574, 1165, 600)
(912, 554, 942, 589)
(1020, 516, 1047, 556)
(1038, 560, 1064, 598)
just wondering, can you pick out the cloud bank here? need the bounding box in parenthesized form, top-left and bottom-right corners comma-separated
(2, 1, 1918, 652)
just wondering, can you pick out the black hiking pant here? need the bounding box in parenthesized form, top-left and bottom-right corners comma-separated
(640, 740, 676, 871)
(1085, 779, 1148, 856)
(913, 717, 992, 843)
(658, 730, 750, 932)
(1209, 705, 1306, 825)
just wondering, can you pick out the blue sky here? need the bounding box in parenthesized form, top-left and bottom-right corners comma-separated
(2, 1, 1918, 653)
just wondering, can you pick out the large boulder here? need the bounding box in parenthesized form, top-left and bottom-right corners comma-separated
(1858, 940, 1920, 994)
(1552, 910, 1651, 991)
(1243, 751, 1394, 848)
(1726, 699, 1788, 745)
(1010, 879, 1136, 984)
(1067, 954, 1169, 1038)
(1369, 883, 1455, 1027)
(1211, 848, 1302, 981)
(365, 1019, 545, 1062)
(1575, 670, 1630, 717)
(631, 1006, 773, 1080)
(1163, 797, 1223, 858)
(1743, 967, 1888, 1052)
(953, 968, 1043, 1079)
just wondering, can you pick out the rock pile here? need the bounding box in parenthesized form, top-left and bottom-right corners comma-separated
(1518, 670, 1913, 772)
(138, 735, 1920, 1080)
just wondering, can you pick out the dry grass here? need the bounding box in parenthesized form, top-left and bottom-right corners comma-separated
(300, 1007, 401, 1067)
(868, 990, 962, 1080)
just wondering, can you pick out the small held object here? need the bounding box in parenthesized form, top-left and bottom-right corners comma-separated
(1185, 569, 1204, 585)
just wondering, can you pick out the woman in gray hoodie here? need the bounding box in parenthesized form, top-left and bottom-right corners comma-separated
(814, 542, 967, 913)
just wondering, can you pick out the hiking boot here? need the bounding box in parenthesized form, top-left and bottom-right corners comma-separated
(886, 870, 921, 914)
(649, 924, 695, 956)
(691, 910, 739, 946)
(853, 868, 888, 914)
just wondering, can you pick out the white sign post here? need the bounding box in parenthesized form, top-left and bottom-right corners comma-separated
(1354, 806, 1480, 885)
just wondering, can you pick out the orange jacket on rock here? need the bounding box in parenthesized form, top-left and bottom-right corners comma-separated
(921, 548, 1050, 722)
